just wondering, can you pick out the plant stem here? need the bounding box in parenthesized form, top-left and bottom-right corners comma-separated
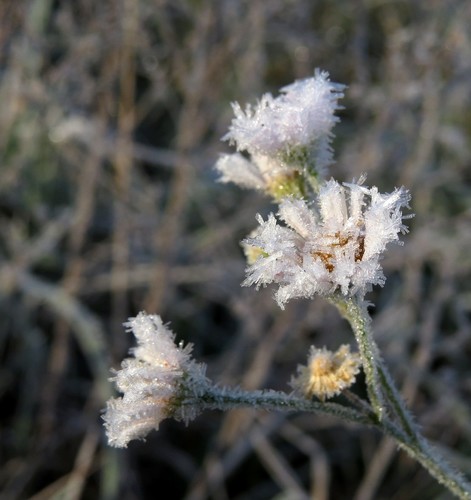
(191, 383, 471, 498)
(329, 295, 471, 499)
(197, 387, 372, 426)
(379, 416, 471, 499)
(328, 295, 385, 420)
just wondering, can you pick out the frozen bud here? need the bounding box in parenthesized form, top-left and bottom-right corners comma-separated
(290, 345, 361, 401)
(242, 178, 411, 307)
(103, 313, 209, 448)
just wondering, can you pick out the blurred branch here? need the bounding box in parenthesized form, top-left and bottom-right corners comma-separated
(11, 270, 111, 402)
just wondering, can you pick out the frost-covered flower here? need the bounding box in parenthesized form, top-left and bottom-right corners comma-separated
(290, 344, 361, 401)
(243, 178, 411, 307)
(103, 313, 209, 448)
(223, 69, 344, 161)
(215, 70, 345, 198)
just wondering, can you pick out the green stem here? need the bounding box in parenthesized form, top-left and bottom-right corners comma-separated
(195, 387, 373, 426)
(196, 386, 471, 500)
(380, 417, 471, 499)
(330, 295, 471, 499)
(190, 385, 471, 498)
(331, 295, 418, 439)
(376, 361, 419, 442)
(328, 295, 385, 420)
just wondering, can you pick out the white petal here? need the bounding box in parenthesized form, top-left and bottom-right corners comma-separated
(278, 198, 318, 239)
(215, 153, 265, 189)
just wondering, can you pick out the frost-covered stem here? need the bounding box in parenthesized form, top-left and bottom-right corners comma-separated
(376, 360, 419, 442)
(330, 296, 471, 499)
(192, 386, 373, 426)
(379, 418, 471, 499)
(330, 296, 418, 438)
(193, 385, 471, 498)
(329, 295, 385, 421)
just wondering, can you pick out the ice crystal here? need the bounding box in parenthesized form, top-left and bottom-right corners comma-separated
(243, 178, 411, 307)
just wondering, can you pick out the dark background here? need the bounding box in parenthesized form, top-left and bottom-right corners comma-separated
(1, 1, 471, 498)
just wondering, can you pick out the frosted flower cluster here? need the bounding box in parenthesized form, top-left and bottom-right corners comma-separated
(215, 70, 345, 199)
(243, 178, 411, 308)
(290, 345, 361, 401)
(103, 313, 208, 448)
(223, 69, 344, 158)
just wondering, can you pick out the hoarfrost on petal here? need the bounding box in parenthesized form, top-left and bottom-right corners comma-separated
(242, 180, 411, 306)
(103, 313, 208, 448)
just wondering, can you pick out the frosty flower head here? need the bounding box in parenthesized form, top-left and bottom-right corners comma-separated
(290, 344, 361, 401)
(215, 70, 345, 200)
(103, 312, 209, 448)
(223, 70, 344, 161)
(242, 177, 411, 307)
